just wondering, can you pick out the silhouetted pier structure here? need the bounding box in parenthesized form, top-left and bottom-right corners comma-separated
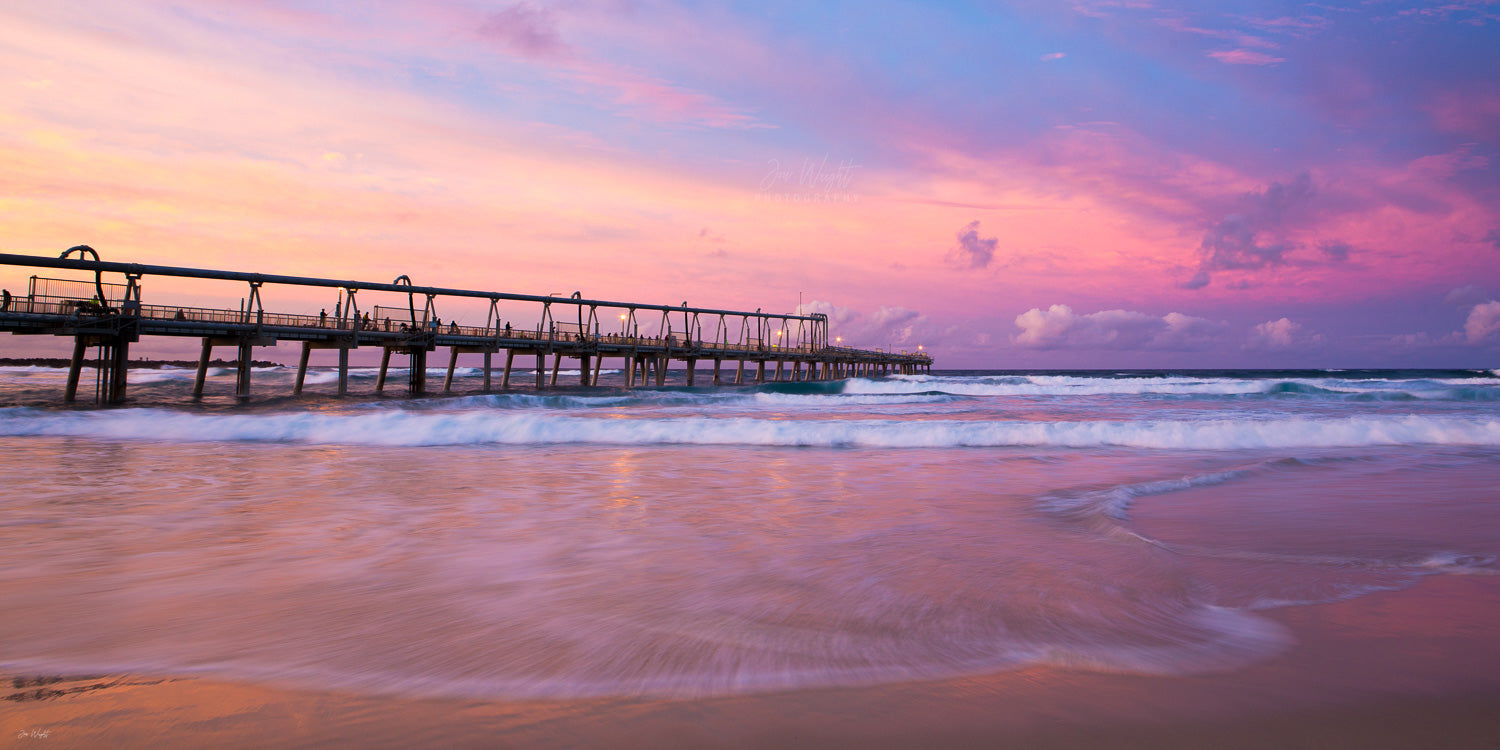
(0, 248, 932, 403)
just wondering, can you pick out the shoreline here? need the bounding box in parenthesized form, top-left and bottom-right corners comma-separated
(4, 574, 1498, 749)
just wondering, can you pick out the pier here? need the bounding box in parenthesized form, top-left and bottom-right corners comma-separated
(0, 247, 932, 403)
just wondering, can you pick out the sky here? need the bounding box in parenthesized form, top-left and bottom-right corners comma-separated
(2, 0, 1499, 369)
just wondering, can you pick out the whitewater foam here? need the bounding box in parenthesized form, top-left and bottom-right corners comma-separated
(849, 374, 1266, 397)
(851, 373, 1500, 401)
(0, 365, 73, 374)
(3, 408, 1498, 449)
(1036, 462, 1284, 520)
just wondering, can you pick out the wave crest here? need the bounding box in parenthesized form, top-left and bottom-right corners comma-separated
(3, 409, 1497, 449)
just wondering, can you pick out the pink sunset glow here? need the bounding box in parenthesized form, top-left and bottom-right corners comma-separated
(2, 1, 1497, 368)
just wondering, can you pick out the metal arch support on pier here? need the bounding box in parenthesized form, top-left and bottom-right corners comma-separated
(50, 246, 132, 403)
(59, 245, 109, 313)
(392, 275, 417, 329)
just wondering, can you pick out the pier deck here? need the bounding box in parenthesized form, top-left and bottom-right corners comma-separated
(0, 249, 932, 403)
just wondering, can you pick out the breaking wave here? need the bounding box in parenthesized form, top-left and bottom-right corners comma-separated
(3, 408, 1497, 449)
(848, 374, 1500, 401)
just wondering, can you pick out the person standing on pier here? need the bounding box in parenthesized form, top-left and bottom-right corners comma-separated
(1, 289, 10, 311)
(320, 309, 328, 326)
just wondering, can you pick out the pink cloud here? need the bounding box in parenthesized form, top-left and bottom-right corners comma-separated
(1405, 146, 1490, 180)
(1396, 3, 1500, 25)
(163, 2, 770, 131)
(1067, 1, 1158, 20)
(1238, 15, 1333, 36)
(454, 2, 767, 127)
(1425, 88, 1500, 139)
(1207, 49, 1285, 65)
(566, 65, 768, 129)
(1156, 16, 1280, 49)
(1169, 139, 1500, 295)
(946, 221, 998, 270)
(1185, 173, 1325, 289)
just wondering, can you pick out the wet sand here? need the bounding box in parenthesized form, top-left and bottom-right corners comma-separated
(5, 574, 1498, 749)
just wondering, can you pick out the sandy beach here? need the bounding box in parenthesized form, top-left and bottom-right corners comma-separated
(6, 573, 1497, 749)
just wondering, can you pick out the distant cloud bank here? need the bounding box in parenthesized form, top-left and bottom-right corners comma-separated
(1012, 305, 1225, 351)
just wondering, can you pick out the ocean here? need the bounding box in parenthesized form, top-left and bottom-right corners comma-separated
(1, 366, 1497, 704)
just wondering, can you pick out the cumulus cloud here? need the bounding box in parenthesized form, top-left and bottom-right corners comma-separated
(868, 306, 924, 344)
(801, 300, 940, 350)
(1465, 301, 1500, 344)
(1012, 304, 1226, 350)
(1041, 52, 1067, 61)
(1408, 295, 1500, 347)
(1245, 318, 1323, 351)
(946, 220, 998, 270)
(1157, 312, 1229, 349)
